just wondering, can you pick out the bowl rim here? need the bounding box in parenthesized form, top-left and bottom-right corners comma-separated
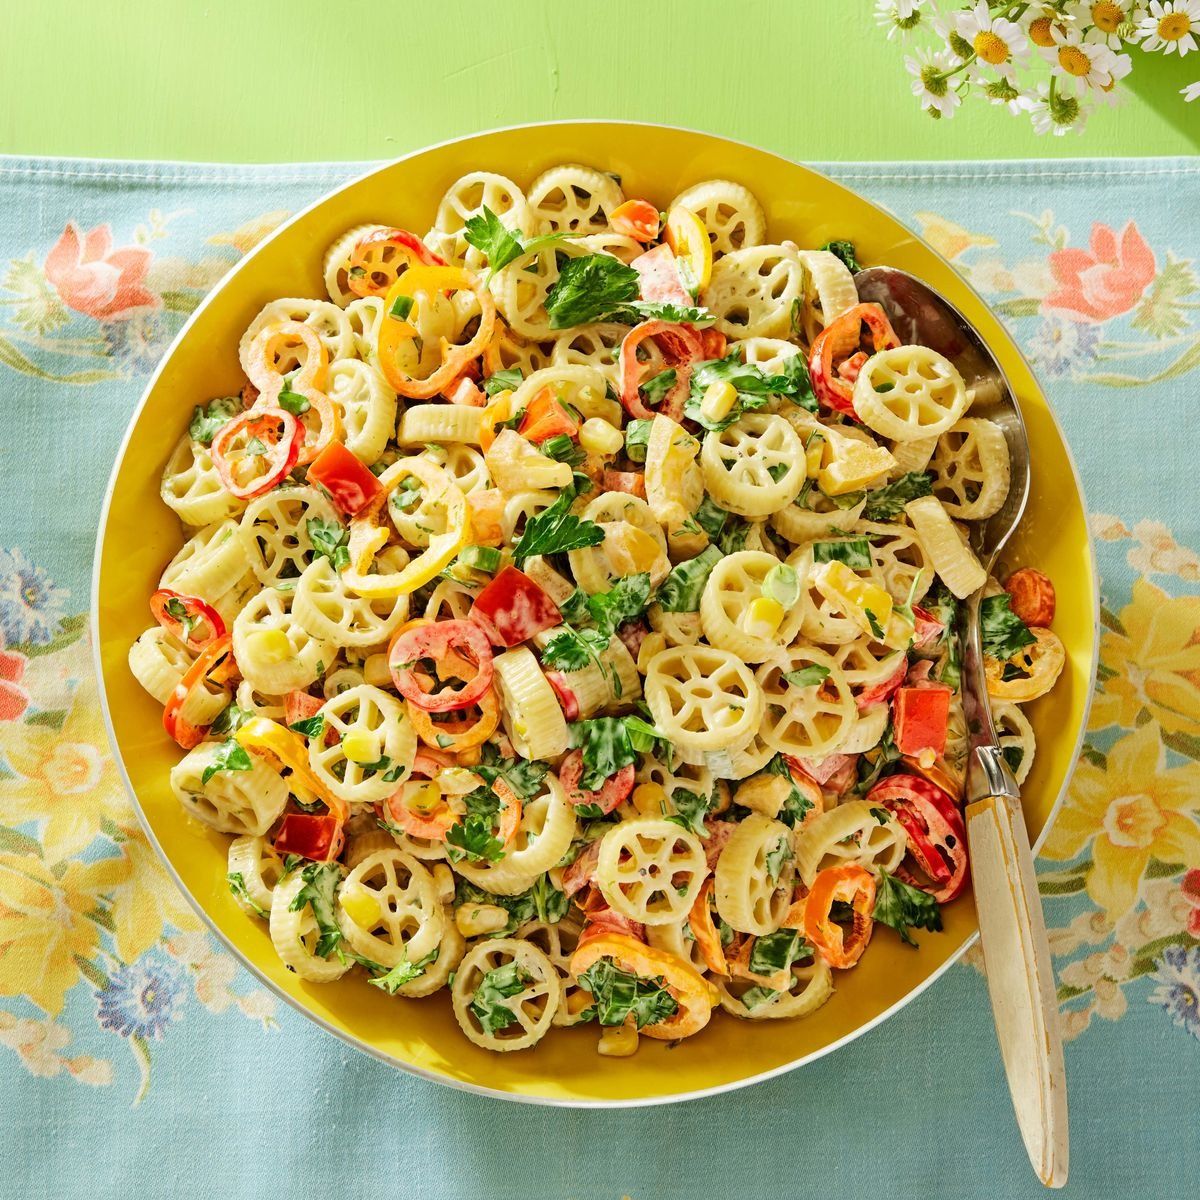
(91, 117, 1100, 1108)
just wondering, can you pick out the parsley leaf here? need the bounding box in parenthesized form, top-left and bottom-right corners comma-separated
(640, 368, 677, 408)
(568, 717, 640, 790)
(470, 962, 532, 1034)
(188, 396, 242, 446)
(666, 786, 717, 836)
(545, 254, 640, 329)
(226, 871, 267, 918)
(654, 544, 722, 613)
(210, 702, 251, 736)
(685, 352, 816, 430)
(980, 593, 1036, 662)
(307, 516, 351, 572)
(608, 301, 716, 326)
(512, 477, 604, 564)
(369, 948, 439, 995)
(289, 863, 345, 958)
(757, 754, 817, 828)
(922, 582, 961, 690)
(541, 625, 611, 672)
(587, 572, 652, 638)
(820, 239, 862, 274)
(873, 870, 943, 947)
(693, 495, 729, 541)
(445, 813, 506, 864)
(201, 738, 252, 785)
(862, 472, 934, 521)
(454, 874, 565, 936)
(764, 833, 794, 883)
(782, 665, 831, 689)
(577, 956, 679, 1028)
(748, 929, 810, 976)
(483, 367, 523, 397)
(474, 746, 551, 799)
(865, 608, 886, 640)
(462, 206, 526, 274)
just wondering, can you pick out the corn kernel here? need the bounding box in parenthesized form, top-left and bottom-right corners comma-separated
(245, 628, 292, 664)
(342, 729, 381, 765)
(637, 631, 667, 674)
(579, 417, 624, 456)
(340, 886, 381, 930)
(700, 380, 737, 425)
(597, 1021, 639, 1057)
(632, 782, 668, 817)
(744, 596, 785, 639)
(455, 903, 510, 937)
(567, 987, 593, 1015)
(363, 652, 391, 687)
(404, 781, 443, 813)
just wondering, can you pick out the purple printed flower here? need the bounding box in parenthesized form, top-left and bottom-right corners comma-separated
(1025, 315, 1100, 377)
(1148, 945, 1200, 1040)
(0, 548, 67, 647)
(95, 951, 185, 1042)
(101, 311, 173, 375)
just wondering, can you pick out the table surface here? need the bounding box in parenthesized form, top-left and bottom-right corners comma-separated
(2, 0, 1197, 162)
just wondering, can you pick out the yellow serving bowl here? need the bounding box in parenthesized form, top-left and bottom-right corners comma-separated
(93, 122, 1097, 1105)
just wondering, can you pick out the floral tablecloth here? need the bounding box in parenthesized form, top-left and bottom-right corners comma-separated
(0, 156, 1196, 1199)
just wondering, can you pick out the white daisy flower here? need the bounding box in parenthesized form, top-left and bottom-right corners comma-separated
(931, 12, 977, 64)
(1045, 24, 1119, 91)
(875, 0, 925, 41)
(1069, 1, 1138, 47)
(1134, 0, 1200, 54)
(1093, 50, 1134, 104)
(905, 46, 964, 118)
(955, 1, 1031, 80)
(1185, 78, 1200, 98)
(1025, 81, 1093, 134)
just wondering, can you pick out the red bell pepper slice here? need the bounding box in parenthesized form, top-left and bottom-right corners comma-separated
(388, 619, 495, 712)
(545, 670, 581, 721)
(150, 588, 226, 652)
(808, 303, 901, 417)
(618, 319, 705, 421)
(211, 407, 302, 500)
(869, 773, 968, 903)
(307, 441, 383, 517)
(519, 386, 580, 444)
(892, 684, 953, 757)
(611, 200, 662, 243)
(273, 812, 343, 862)
(910, 604, 944, 650)
(469, 566, 562, 647)
(162, 634, 235, 750)
(558, 750, 635, 815)
(347, 227, 445, 298)
(855, 655, 908, 711)
(631, 243, 690, 304)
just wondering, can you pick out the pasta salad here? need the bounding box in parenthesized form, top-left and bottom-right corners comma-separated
(130, 164, 1066, 1055)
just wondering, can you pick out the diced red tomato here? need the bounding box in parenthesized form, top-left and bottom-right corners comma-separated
(618, 319, 705, 421)
(601, 469, 647, 500)
(631, 243, 690, 304)
(273, 812, 343, 862)
(792, 753, 852, 786)
(563, 840, 602, 897)
(869, 773, 968, 903)
(470, 566, 562, 647)
(307, 441, 383, 517)
(559, 750, 635, 815)
(808, 303, 900, 417)
(519, 386, 580, 444)
(388, 619, 495, 712)
(544, 670, 581, 721)
(893, 684, 952, 757)
(611, 200, 662, 243)
(1004, 568, 1056, 627)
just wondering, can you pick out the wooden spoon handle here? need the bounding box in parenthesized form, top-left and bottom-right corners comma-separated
(965, 792, 1069, 1189)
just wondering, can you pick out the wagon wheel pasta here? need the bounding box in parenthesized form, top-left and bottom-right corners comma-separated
(132, 159, 1064, 1055)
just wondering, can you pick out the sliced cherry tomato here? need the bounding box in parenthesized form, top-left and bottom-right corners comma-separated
(519, 385, 580, 444)
(149, 588, 226, 652)
(389, 619, 494, 713)
(663, 206, 713, 291)
(307, 441, 383, 517)
(803, 864, 877, 969)
(569, 930, 718, 1040)
(273, 812, 343, 862)
(869, 773, 968, 902)
(687, 878, 728, 975)
(631, 243, 689, 305)
(470, 566, 562, 647)
(558, 750, 635, 815)
(377, 266, 496, 400)
(348, 227, 445, 298)
(808, 303, 901, 417)
(1004, 567, 1056, 627)
(611, 199, 661, 243)
(210, 407, 302, 500)
(892, 683, 952, 757)
(618, 319, 705, 422)
(162, 634, 234, 749)
(601, 468, 647, 500)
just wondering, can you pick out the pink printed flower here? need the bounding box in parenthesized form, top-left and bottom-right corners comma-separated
(43, 222, 159, 321)
(1043, 221, 1156, 323)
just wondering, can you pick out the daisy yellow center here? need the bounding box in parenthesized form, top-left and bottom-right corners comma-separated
(1091, 2, 1125, 32)
(1029, 16, 1058, 46)
(1103, 793, 1166, 848)
(1158, 13, 1193, 40)
(974, 31, 1011, 63)
(1058, 45, 1093, 76)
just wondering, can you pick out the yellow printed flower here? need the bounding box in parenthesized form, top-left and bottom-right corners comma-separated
(913, 212, 998, 261)
(106, 834, 201, 963)
(207, 210, 290, 255)
(0, 853, 129, 1015)
(1042, 722, 1200, 922)
(1089, 577, 1200, 735)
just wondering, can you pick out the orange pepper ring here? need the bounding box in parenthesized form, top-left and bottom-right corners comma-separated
(802, 864, 877, 969)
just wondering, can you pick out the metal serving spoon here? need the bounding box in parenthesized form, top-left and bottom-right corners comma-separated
(854, 267, 1069, 1188)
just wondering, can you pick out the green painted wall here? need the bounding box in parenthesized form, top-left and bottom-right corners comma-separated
(2, 0, 1196, 161)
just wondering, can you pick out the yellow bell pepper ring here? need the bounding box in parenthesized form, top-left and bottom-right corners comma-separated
(377, 267, 496, 400)
(341, 457, 468, 599)
(664, 206, 713, 292)
(234, 717, 348, 823)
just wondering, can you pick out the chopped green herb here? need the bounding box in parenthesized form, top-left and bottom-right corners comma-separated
(782, 665, 831, 689)
(469, 961, 531, 1033)
(873, 870, 943, 947)
(201, 739, 252, 785)
(483, 367, 523, 396)
(289, 714, 325, 738)
(188, 395, 242, 446)
(368, 948, 438, 995)
(226, 871, 267, 918)
(654, 545, 722, 613)
(980, 593, 1036, 662)
(289, 863, 345, 958)
(512, 477, 604, 564)
(623, 418, 652, 464)
(862, 472, 934, 521)
(544, 255, 640, 329)
(577, 956, 679, 1028)
(277, 387, 310, 416)
(748, 929, 809, 976)
(813, 537, 873, 570)
(819, 239, 861, 274)
(307, 516, 351, 572)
